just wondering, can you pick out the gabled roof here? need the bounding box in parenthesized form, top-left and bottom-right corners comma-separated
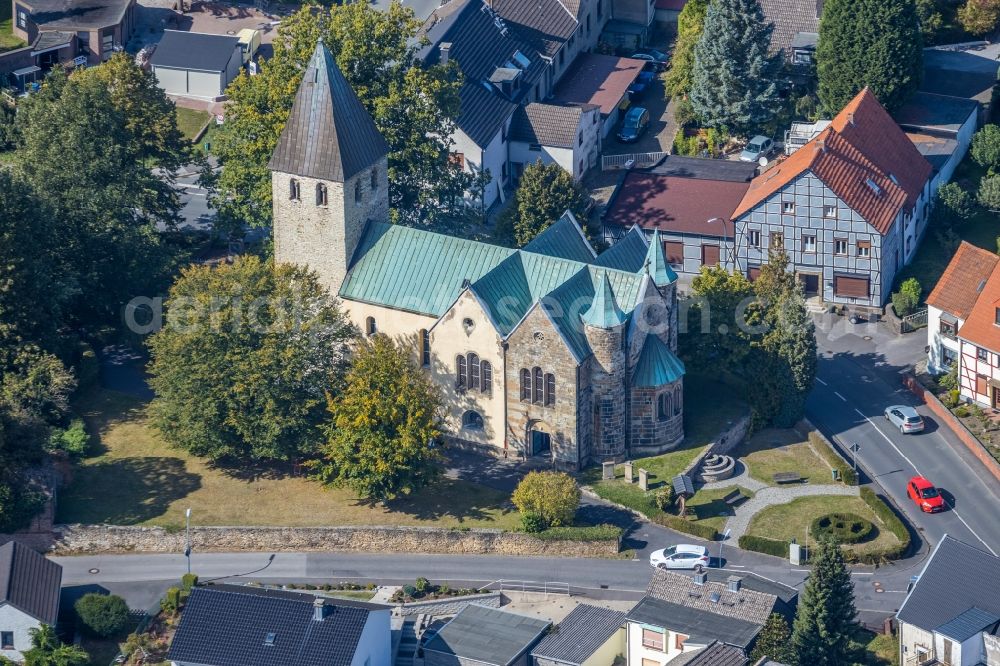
(510, 103, 595, 148)
(646, 569, 778, 627)
(759, 0, 819, 57)
(955, 258, 1000, 352)
(530, 604, 626, 666)
(423, 604, 550, 666)
(935, 607, 1000, 642)
(733, 88, 932, 235)
(645, 230, 678, 286)
(268, 40, 389, 183)
(593, 226, 650, 272)
(25, 0, 132, 31)
(523, 211, 596, 262)
(665, 642, 748, 666)
(166, 585, 388, 666)
(926, 241, 999, 320)
(632, 334, 685, 387)
(554, 54, 646, 116)
(897, 535, 1000, 631)
(626, 597, 762, 649)
(581, 272, 627, 328)
(0, 541, 62, 625)
(149, 31, 238, 72)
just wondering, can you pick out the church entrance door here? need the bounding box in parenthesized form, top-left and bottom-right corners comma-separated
(530, 430, 551, 456)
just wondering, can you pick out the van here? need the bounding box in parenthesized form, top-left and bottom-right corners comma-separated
(236, 29, 262, 66)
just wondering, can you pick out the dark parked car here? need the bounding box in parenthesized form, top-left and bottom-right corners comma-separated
(617, 106, 649, 143)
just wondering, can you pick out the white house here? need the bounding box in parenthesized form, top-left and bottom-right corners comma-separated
(150, 31, 242, 101)
(509, 103, 601, 180)
(896, 535, 1000, 666)
(167, 585, 391, 666)
(0, 541, 63, 663)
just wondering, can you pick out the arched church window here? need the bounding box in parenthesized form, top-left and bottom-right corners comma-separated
(370, 167, 378, 191)
(520, 369, 531, 402)
(673, 385, 682, 416)
(468, 353, 481, 390)
(456, 355, 467, 388)
(354, 179, 363, 204)
(315, 183, 328, 206)
(657, 393, 671, 422)
(289, 178, 300, 200)
(419, 330, 430, 367)
(533, 367, 543, 404)
(544, 373, 555, 406)
(481, 361, 493, 395)
(365, 317, 376, 336)
(462, 410, 484, 430)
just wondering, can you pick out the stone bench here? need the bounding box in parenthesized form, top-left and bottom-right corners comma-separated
(773, 471, 803, 484)
(723, 489, 747, 507)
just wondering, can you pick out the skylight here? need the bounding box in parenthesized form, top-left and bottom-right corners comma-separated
(264, 632, 277, 646)
(865, 178, 882, 196)
(512, 50, 531, 69)
(889, 173, 899, 185)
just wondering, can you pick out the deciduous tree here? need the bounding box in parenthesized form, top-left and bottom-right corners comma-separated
(958, 0, 1000, 35)
(971, 124, 1000, 173)
(665, 0, 708, 98)
(511, 471, 580, 530)
(750, 613, 795, 664)
(22, 625, 89, 666)
(817, 0, 923, 114)
(310, 335, 444, 501)
(792, 539, 858, 666)
(512, 161, 590, 246)
(74, 593, 130, 638)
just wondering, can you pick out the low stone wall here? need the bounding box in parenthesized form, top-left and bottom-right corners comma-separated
(681, 414, 751, 477)
(903, 375, 1000, 483)
(48, 524, 620, 557)
(394, 591, 502, 617)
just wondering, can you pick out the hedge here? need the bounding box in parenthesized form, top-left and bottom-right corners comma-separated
(75, 341, 100, 393)
(533, 524, 623, 542)
(808, 432, 857, 485)
(738, 534, 790, 557)
(855, 487, 912, 563)
(810, 513, 874, 544)
(655, 513, 719, 541)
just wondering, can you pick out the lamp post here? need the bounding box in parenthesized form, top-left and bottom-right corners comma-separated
(185, 508, 192, 575)
(707, 217, 732, 272)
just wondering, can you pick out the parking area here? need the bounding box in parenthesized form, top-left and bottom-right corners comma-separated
(133, 0, 283, 53)
(602, 76, 678, 156)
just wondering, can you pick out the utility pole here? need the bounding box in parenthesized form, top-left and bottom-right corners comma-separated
(185, 507, 192, 575)
(850, 442, 861, 475)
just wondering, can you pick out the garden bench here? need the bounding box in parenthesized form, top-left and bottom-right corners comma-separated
(722, 489, 747, 507)
(773, 471, 803, 484)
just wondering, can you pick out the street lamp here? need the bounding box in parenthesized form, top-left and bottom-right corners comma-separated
(707, 217, 733, 271)
(185, 508, 192, 575)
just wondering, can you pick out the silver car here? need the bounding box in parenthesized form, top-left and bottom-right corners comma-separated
(884, 405, 925, 434)
(649, 544, 710, 570)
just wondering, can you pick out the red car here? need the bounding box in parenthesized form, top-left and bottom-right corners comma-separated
(907, 476, 945, 513)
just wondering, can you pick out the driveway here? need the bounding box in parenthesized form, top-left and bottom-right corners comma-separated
(603, 77, 676, 157)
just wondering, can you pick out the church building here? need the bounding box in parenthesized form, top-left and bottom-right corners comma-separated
(268, 41, 687, 470)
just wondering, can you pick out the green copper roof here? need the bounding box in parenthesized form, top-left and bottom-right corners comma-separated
(581, 272, 626, 329)
(632, 334, 685, 387)
(592, 226, 647, 272)
(522, 212, 596, 263)
(646, 230, 678, 286)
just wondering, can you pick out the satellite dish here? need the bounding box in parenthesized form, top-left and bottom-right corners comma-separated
(758, 156, 769, 167)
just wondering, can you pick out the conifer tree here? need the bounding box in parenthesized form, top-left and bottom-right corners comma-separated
(792, 539, 858, 666)
(688, 0, 781, 134)
(750, 613, 795, 664)
(817, 0, 923, 114)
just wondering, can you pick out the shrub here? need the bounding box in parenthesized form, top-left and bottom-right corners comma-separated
(521, 511, 546, 533)
(938, 364, 958, 392)
(674, 96, 697, 127)
(971, 124, 1000, 172)
(75, 342, 100, 393)
(402, 585, 416, 598)
(979, 174, 1000, 210)
(809, 513, 874, 544)
(534, 524, 623, 542)
(655, 513, 719, 540)
(738, 534, 790, 557)
(75, 593, 130, 638)
(160, 587, 181, 616)
(512, 471, 580, 530)
(48, 418, 90, 457)
(808, 432, 856, 485)
(954, 404, 971, 418)
(891, 278, 921, 316)
(181, 573, 199, 592)
(859, 487, 911, 562)
(414, 577, 430, 593)
(654, 485, 676, 511)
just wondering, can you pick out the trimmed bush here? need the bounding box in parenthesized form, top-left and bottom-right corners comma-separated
(738, 534, 790, 557)
(48, 418, 90, 457)
(521, 511, 546, 533)
(160, 587, 181, 616)
(857, 487, 912, 563)
(181, 573, 199, 592)
(534, 524, 623, 542)
(809, 513, 874, 544)
(512, 471, 580, 530)
(655, 513, 719, 540)
(75, 593, 130, 638)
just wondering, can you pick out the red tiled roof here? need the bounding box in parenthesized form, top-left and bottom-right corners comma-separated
(553, 54, 646, 116)
(604, 172, 750, 237)
(926, 241, 1000, 320)
(957, 259, 1000, 352)
(733, 88, 932, 235)
(655, 0, 687, 10)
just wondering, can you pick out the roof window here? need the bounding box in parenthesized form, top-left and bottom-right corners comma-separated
(264, 632, 277, 646)
(512, 50, 531, 69)
(865, 178, 882, 196)
(889, 173, 899, 185)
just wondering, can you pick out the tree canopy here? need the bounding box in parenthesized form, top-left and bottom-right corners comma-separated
(817, 0, 923, 114)
(689, 0, 782, 134)
(310, 335, 444, 501)
(213, 2, 473, 232)
(792, 539, 858, 666)
(665, 0, 709, 98)
(22, 625, 90, 666)
(509, 160, 590, 246)
(147, 256, 355, 463)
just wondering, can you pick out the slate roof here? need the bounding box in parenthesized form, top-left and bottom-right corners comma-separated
(733, 88, 932, 235)
(554, 54, 646, 116)
(935, 607, 1000, 642)
(522, 211, 596, 262)
(490, 0, 578, 57)
(922, 47, 1000, 107)
(24, 0, 131, 31)
(897, 535, 1000, 632)
(423, 604, 550, 666)
(510, 103, 596, 148)
(894, 92, 979, 134)
(0, 541, 62, 625)
(632, 333, 685, 387)
(626, 597, 762, 649)
(581, 272, 627, 328)
(925, 242, 999, 320)
(32, 30, 74, 52)
(268, 40, 389, 183)
(593, 226, 650, 272)
(150, 31, 238, 72)
(759, 0, 819, 58)
(665, 642, 748, 666)
(646, 569, 778, 626)
(166, 585, 388, 666)
(530, 604, 626, 665)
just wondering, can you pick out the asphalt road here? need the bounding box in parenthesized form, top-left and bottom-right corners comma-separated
(808, 318, 1000, 558)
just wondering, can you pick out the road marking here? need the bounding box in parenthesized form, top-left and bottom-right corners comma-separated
(850, 572, 874, 576)
(727, 564, 746, 568)
(854, 408, 998, 557)
(816, 377, 828, 386)
(834, 391, 847, 402)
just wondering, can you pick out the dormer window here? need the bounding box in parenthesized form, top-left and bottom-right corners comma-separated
(315, 183, 327, 206)
(355, 180, 363, 204)
(289, 178, 300, 201)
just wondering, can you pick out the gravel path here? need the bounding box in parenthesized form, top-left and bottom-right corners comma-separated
(698, 461, 769, 493)
(723, 484, 860, 540)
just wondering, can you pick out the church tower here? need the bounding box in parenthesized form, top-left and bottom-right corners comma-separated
(268, 39, 390, 294)
(582, 272, 628, 461)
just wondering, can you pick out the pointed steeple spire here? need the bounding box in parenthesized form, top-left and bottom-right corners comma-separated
(268, 39, 389, 182)
(645, 230, 678, 287)
(581, 271, 626, 329)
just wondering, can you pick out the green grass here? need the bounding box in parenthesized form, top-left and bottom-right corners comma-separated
(745, 495, 902, 558)
(0, 2, 26, 53)
(175, 107, 212, 142)
(852, 628, 899, 666)
(57, 389, 521, 530)
(197, 120, 221, 155)
(326, 589, 377, 601)
(684, 485, 751, 532)
(736, 428, 833, 485)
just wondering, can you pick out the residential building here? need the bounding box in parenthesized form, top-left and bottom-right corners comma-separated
(895, 92, 980, 195)
(922, 45, 1000, 124)
(663, 642, 748, 666)
(167, 584, 392, 666)
(602, 156, 757, 286)
(0, 541, 62, 663)
(531, 604, 626, 666)
(270, 41, 688, 469)
(10, 0, 136, 65)
(624, 570, 786, 666)
(150, 31, 243, 101)
(924, 242, 998, 376)
(423, 604, 550, 666)
(733, 88, 933, 309)
(653, 0, 686, 29)
(509, 102, 602, 180)
(553, 54, 646, 139)
(759, 0, 819, 67)
(896, 535, 1000, 666)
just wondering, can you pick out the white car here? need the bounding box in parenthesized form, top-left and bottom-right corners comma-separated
(884, 405, 925, 434)
(649, 544, 710, 570)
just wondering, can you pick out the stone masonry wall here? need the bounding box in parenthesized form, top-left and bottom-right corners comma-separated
(585, 323, 626, 460)
(393, 592, 502, 617)
(48, 525, 620, 557)
(629, 382, 684, 456)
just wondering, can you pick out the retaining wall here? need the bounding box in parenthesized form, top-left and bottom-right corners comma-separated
(393, 592, 502, 617)
(681, 414, 751, 477)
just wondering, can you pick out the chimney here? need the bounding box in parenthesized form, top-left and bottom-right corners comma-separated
(727, 576, 742, 593)
(313, 597, 326, 622)
(440, 42, 452, 65)
(692, 571, 707, 585)
(816, 138, 825, 152)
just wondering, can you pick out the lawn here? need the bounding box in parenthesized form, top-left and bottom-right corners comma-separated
(175, 107, 212, 143)
(684, 485, 751, 533)
(736, 428, 833, 485)
(0, 1, 26, 53)
(57, 389, 521, 530)
(745, 495, 902, 559)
